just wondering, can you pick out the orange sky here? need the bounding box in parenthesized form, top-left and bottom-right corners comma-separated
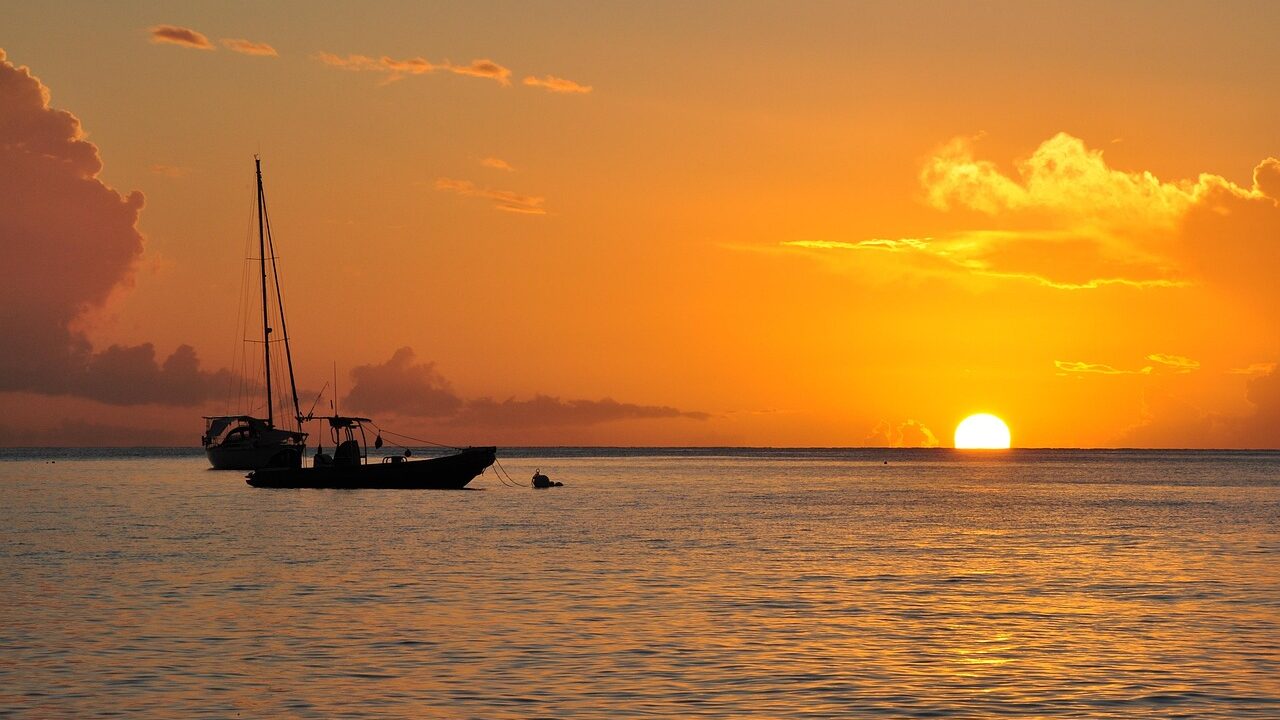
(3, 2, 1279, 447)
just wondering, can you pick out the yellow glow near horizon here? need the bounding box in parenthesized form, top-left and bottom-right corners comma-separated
(955, 414, 1012, 449)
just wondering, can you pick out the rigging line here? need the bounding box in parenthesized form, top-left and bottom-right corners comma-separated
(365, 422, 463, 450)
(260, 188, 303, 424)
(230, 184, 257, 416)
(305, 382, 329, 419)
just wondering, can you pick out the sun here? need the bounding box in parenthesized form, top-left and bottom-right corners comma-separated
(954, 413, 1012, 449)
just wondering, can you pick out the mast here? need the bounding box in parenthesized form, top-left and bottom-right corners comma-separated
(261, 187, 304, 425)
(255, 156, 273, 427)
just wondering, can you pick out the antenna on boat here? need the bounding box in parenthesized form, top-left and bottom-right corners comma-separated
(333, 362, 339, 417)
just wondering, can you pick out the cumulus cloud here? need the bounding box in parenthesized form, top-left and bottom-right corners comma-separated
(221, 38, 278, 56)
(785, 133, 1279, 297)
(866, 419, 940, 447)
(314, 52, 511, 85)
(344, 347, 462, 417)
(1122, 363, 1280, 448)
(921, 133, 1196, 232)
(0, 49, 229, 405)
(522, 74, 592, 94)
(435, 177, 546, 215)
(149, 25, 214, 50)
(342, 347, 707, 427)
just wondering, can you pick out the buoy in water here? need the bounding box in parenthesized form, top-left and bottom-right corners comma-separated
(531, 469, 562, 488)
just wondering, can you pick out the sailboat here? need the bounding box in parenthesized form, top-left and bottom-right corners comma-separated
(202, 157, 308, 470)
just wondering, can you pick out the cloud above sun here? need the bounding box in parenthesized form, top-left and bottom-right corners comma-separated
(784, 132, 1279, 296)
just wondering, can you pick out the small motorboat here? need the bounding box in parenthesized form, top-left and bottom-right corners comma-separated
(247, 416, 495, 489)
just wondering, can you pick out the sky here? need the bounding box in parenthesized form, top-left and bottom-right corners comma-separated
(2, 1, 1279, 447)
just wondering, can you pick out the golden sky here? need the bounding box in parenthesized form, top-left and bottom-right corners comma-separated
(3, 1, 1279, 447)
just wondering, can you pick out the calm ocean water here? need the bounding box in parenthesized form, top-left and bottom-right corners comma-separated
(2, 448, 1278, 718)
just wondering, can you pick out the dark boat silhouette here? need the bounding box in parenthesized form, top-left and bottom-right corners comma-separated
(202, 157, 307, 470)
(246, 416, 496, 489)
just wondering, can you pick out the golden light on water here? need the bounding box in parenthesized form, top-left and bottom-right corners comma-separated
(955, 414, 1012, 449)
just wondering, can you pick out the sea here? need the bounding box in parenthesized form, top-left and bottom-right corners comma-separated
(1, 448, 1278, 718)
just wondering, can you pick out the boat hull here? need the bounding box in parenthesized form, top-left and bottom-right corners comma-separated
(246, 447, 497, 489)
(206, 444, 303, 471)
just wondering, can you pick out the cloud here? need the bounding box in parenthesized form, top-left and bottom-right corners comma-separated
(1055, 361, 1153, 376)
(522, 74, 592, 94)
(921, 133, 1196, 233)
(480, 156, 514, 171)
(221, 38, 278, 57)
(459, 396, 708, 427)
(344, 347, 462, 417)
(784, 134, 1280, 297)
(782, 233, 1187, 290)
(1147, 353, 1200, 373)
(1055, 354, 1197, 378)
(449, 59, 511, 85)
(1121, 362, 1280, 448)
(1254, 158, 1280, 202)
(866, 419, 940, 447)
(1227, 362, 1276, 376)
(784, 238, 931, 253)
(0, 49, 230, 406)
(435, 177, 546, 215)
(342, 348, 707, 427)
(313, 52, 511, 85)
(149, 25, 214, 50)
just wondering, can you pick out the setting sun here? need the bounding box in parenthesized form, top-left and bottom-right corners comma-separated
(955, 414, 1012, 449)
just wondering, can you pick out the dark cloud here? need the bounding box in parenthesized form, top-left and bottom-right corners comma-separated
(149, 25, 214, 50)
(1121, 364, 1280, 448)
(459, 395, 710, 427)
(0, 49, 230, 406)
(344, 347, 462, 417)
(342, 347, 707, 427)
